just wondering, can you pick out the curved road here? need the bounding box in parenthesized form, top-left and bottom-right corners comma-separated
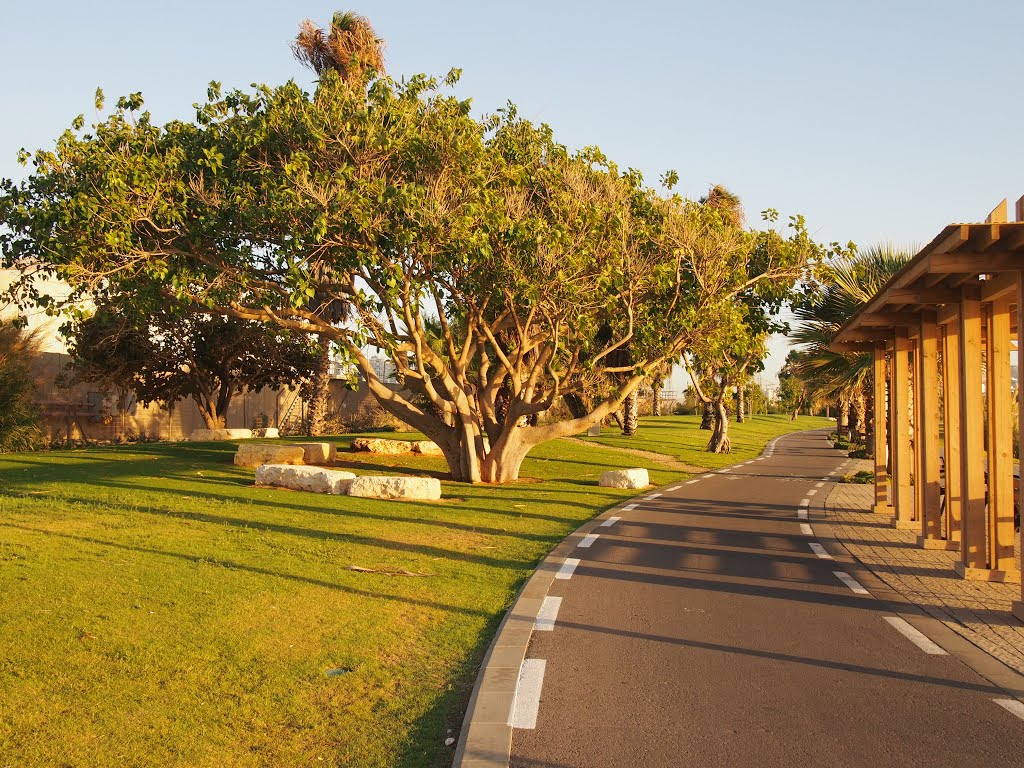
(509, 429, 1024, 767)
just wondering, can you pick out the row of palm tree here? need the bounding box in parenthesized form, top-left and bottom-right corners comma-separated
(787, 244, 912, 442)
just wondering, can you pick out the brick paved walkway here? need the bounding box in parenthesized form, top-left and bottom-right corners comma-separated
(824, 468, 1024, 676)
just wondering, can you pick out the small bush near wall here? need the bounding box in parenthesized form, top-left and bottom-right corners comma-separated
(0, 321, 45, 451)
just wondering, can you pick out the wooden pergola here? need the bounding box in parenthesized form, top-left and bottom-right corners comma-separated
(831, 198, 1024, 622)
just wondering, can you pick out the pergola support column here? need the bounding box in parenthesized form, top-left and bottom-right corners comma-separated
(872, 344, 891, 514)
(1012, 272, 1024, 620)
(979, 296, 1017, 581)
(939, 320, 961, 547)
(915, 315, 947, 548)
(955, 287, 994, 579)
(891, 329, 915, 529)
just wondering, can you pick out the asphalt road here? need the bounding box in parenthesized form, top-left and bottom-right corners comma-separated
(509, 429, 1024, 767)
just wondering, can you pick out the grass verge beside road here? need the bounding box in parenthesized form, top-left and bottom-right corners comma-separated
(582, 414, 832, 469)
(0, 415, 827, 767)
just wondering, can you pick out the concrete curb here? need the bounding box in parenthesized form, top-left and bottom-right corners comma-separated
(452, 437, 788, 767)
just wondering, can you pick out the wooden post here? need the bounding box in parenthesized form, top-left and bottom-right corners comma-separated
(940, 320, 962, 545)
(892, 328, 915, 528)
(956, 286, 988, 577)
(1013, 272, 1024, 620)
(982, 296, 1017, 580)
(916, 314, 946, 547)
(872, 343, 890, 514)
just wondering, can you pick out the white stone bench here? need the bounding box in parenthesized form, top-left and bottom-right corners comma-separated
(598, 468, 650, 489)
(190, 428, 254, 441)
(411, 440, 444, 456)
(347, 476, 442, 501)
(293, 442, 337, 464)
(351, 437, 414, 454)
(234, 444, 305, 468)
(255, 464, 356, 495)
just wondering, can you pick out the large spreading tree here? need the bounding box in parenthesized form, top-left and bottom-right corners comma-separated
(63, 306, 322, 429)
(1, 46, 826, 481)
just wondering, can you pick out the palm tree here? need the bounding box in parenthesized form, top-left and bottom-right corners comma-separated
(790, 244, 912, 443)
(292, 12, 385, 435)
(292, 12, 385, 83)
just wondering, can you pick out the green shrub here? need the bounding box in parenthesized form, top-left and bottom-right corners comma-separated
(841, 470, 874, 484)
(848, 446, 870, 459)
(0, 320, 44, 452)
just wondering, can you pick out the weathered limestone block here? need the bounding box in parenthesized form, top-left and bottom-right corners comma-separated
(189, 428, 231, 441)
(234, 443, 305, 468)
(351, 437, 413, 454)
(411, 440, 444, 456)
(347, 476, 442, 501)
(255, 464, 356, 495)
(252, 427, 280, 438)
(224, 428, 254, 440)
(598, 468, 650, 489)
(294, 442, 337, 464)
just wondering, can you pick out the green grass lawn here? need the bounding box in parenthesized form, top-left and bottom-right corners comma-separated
(0, 415, 827, 767)
(582, 413, 832, 469)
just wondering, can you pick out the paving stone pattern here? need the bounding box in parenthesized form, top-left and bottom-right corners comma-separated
(825, 465, 1024, 676)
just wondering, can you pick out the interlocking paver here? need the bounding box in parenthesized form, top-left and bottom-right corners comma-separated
(823, 462, 1024, 675)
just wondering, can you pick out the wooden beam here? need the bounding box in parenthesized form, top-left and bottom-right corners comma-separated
(981, 272, 1018, 302)
(957, 286, 987, 575)
(937, 304, 959, 326)
(933, 224, 970, 256)
(986, 198, 1008, 224)
(928, 251, 1024, 274)
(835, 329, 893, 343)
(829, 342, 877, 353)
(916, 316, 943, 542)
(884, 287, 958, 305)
(859, 312, 925, 327)
(984, 296, 1016, 575)
(873, 344, 890, 515)
(941, 323, 962, 544)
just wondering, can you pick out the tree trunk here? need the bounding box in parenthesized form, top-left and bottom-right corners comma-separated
(652, 380, 663, 416)
(706, 399, 731, 453)
(736, 387, 745, 423)
(622, 392, 639, 436)
(851, 391, 866, 445)
(700, 400, 714, 430)
(305, 338, 332, 436)
(837, 397, 850, 438)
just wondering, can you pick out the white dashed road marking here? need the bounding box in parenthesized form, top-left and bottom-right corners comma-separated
(809, 542, 833, 560)
(600, 516, 621, 528)
(799, 499, 810, 507)
(815, 482, 825, 489)
(556, 558, 580, 580)
(685, 479, 700, 485)
(667, 485, 682, 492)
(834, 571, 870, 595)
(509, 659, 546, 729)
(883, 617, 947, 655)
(797, 509, 808, 520)
(800, 523, 813, 535)
(645, 493, 662, 500)
(994, 698, 1024, 721)
(621, 504, 638, 512)
(807, 489, 818, 497)
(578, 533, 599, 549)
(535, 597, 562, 632)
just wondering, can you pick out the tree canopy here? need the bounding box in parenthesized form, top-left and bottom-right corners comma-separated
(1, 61, 829, 481)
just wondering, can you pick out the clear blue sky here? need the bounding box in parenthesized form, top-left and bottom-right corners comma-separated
(3, 1, 1022, 386)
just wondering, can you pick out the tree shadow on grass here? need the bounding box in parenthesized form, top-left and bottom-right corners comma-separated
(54, 478, 568, 543)
(0, 521, 495, 619)
(8, 490, 528, 570)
